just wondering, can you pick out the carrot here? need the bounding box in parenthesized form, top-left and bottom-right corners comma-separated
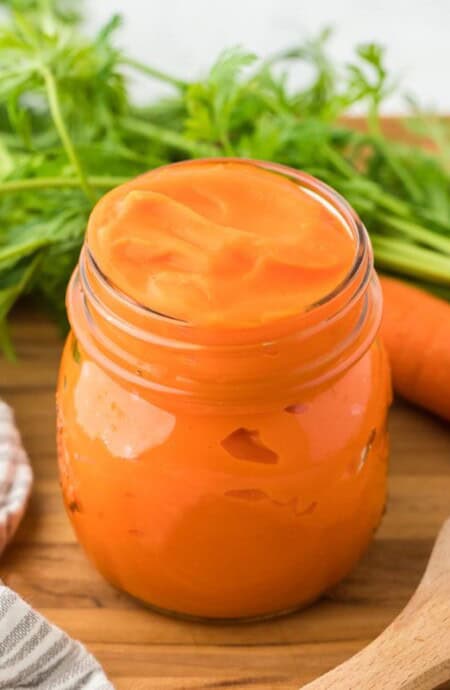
(380, 276, 450, 422)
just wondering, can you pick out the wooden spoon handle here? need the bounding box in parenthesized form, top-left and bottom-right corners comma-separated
(302, 519, 450, 690)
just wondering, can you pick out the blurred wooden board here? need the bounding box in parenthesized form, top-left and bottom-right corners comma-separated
(0, 304, 449, 690)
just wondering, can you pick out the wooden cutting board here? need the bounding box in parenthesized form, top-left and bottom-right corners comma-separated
(0, 304, 449, 690)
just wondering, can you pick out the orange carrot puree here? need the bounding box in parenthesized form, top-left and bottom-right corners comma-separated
(87, 160, 355, 325)
(58, 159, 389, 619)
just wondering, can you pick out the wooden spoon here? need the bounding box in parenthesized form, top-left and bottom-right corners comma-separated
(302, 519, 450, 690)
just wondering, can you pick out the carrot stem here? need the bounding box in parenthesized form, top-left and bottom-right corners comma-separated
(372, 236, 450, 285)
(0, 176, 129, 194)
(121, 117, 218, 158)
(378, 213, 450, 255)
(122, 57, 188, 90)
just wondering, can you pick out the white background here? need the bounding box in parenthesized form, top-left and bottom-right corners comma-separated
(88, 0, 450, 113)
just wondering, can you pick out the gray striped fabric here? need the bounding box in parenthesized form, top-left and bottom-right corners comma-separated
(0, 584, 113, 688)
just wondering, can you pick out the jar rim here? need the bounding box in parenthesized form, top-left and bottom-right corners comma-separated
(81, 158, 371, 347)
(67, 160, 381, 407)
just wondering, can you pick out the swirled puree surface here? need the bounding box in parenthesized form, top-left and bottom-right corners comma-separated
(87, 160, 355, 326)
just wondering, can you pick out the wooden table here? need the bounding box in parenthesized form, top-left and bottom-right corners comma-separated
(1, 307, 449, 690)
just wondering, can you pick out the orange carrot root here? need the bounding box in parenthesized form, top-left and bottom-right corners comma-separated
(380, 276, 450, 422)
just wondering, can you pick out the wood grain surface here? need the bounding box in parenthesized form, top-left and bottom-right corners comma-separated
(0, 306, 449, 690)
(303, 519, 450, 690)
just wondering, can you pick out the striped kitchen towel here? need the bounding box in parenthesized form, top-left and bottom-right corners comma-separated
(0, 584, 113, 689)
(0, 400, 113, 688)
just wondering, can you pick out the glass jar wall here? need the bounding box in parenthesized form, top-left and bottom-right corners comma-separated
(57, 161, 391, 620)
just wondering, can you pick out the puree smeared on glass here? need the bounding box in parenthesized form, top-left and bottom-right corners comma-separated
(87, 161, 355, 325)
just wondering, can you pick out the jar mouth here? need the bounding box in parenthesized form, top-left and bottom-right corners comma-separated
(82, 158, 371, 346)
(68, 160, 380, 407)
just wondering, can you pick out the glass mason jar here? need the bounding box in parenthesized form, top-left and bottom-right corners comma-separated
(57, 160, 391, 620)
